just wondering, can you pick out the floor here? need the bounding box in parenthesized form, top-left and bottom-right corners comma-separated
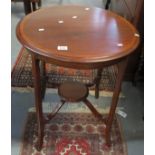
(11, 1, 144, 155)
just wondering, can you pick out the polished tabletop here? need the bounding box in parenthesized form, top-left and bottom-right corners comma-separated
(17, 5, 140, 66)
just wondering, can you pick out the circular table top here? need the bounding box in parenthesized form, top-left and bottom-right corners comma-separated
(17, 5, 140, 67)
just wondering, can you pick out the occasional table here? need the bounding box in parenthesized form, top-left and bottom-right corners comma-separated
(16, 5, 140, 151)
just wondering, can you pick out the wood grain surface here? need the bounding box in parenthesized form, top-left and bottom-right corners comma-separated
(17, 5, 139, 67)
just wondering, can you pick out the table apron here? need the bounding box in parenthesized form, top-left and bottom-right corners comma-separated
(30, 52, 127, 70)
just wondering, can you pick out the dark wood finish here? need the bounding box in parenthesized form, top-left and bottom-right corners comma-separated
(133, 0, 144, 27)
(58, 81, 89, 102)
(12, 0, 41, 15)
(40, 60, 46, 99)
(57, 81, 105, 122)
(126, 0, 144, 82)
(95, 68, 103, 98)
(31, 55, 44, 151)
(109, 0, 144, 81)
(23, 0, 31, 15)
(84, 98, 104, 121)
(38, 0, 41, 8)
(46, 99, 65, 122)
(32, 1, 36, 11)
(16, 5, 140, 150)
(105, 57, 128, 146)
(105, 0, 111, 9)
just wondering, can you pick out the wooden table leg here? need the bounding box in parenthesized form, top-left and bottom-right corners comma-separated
(95, 68, 103, 98)
(38, 0, 42, 8)
(23, 0, 31, 15)
(40, 60, 46, 100)
(105, 58, 128, 147)
(105, 0, 111, 10)
(32, 2, 36, 11)
(46, 99, 65, 122)
(84, 98, 104, 121)
(32, 55, 44, 151)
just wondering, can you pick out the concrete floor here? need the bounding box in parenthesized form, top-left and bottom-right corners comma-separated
(11, 1, 144, 155)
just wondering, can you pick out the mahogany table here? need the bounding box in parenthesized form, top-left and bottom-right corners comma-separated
(16, 5, 140, 151)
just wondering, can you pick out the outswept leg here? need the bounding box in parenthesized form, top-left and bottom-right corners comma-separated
(105, 58, 128, 147)
(32, 55, 44, 151)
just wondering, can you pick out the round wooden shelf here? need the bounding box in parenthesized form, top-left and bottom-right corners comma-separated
(58, 81, 88, 102)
